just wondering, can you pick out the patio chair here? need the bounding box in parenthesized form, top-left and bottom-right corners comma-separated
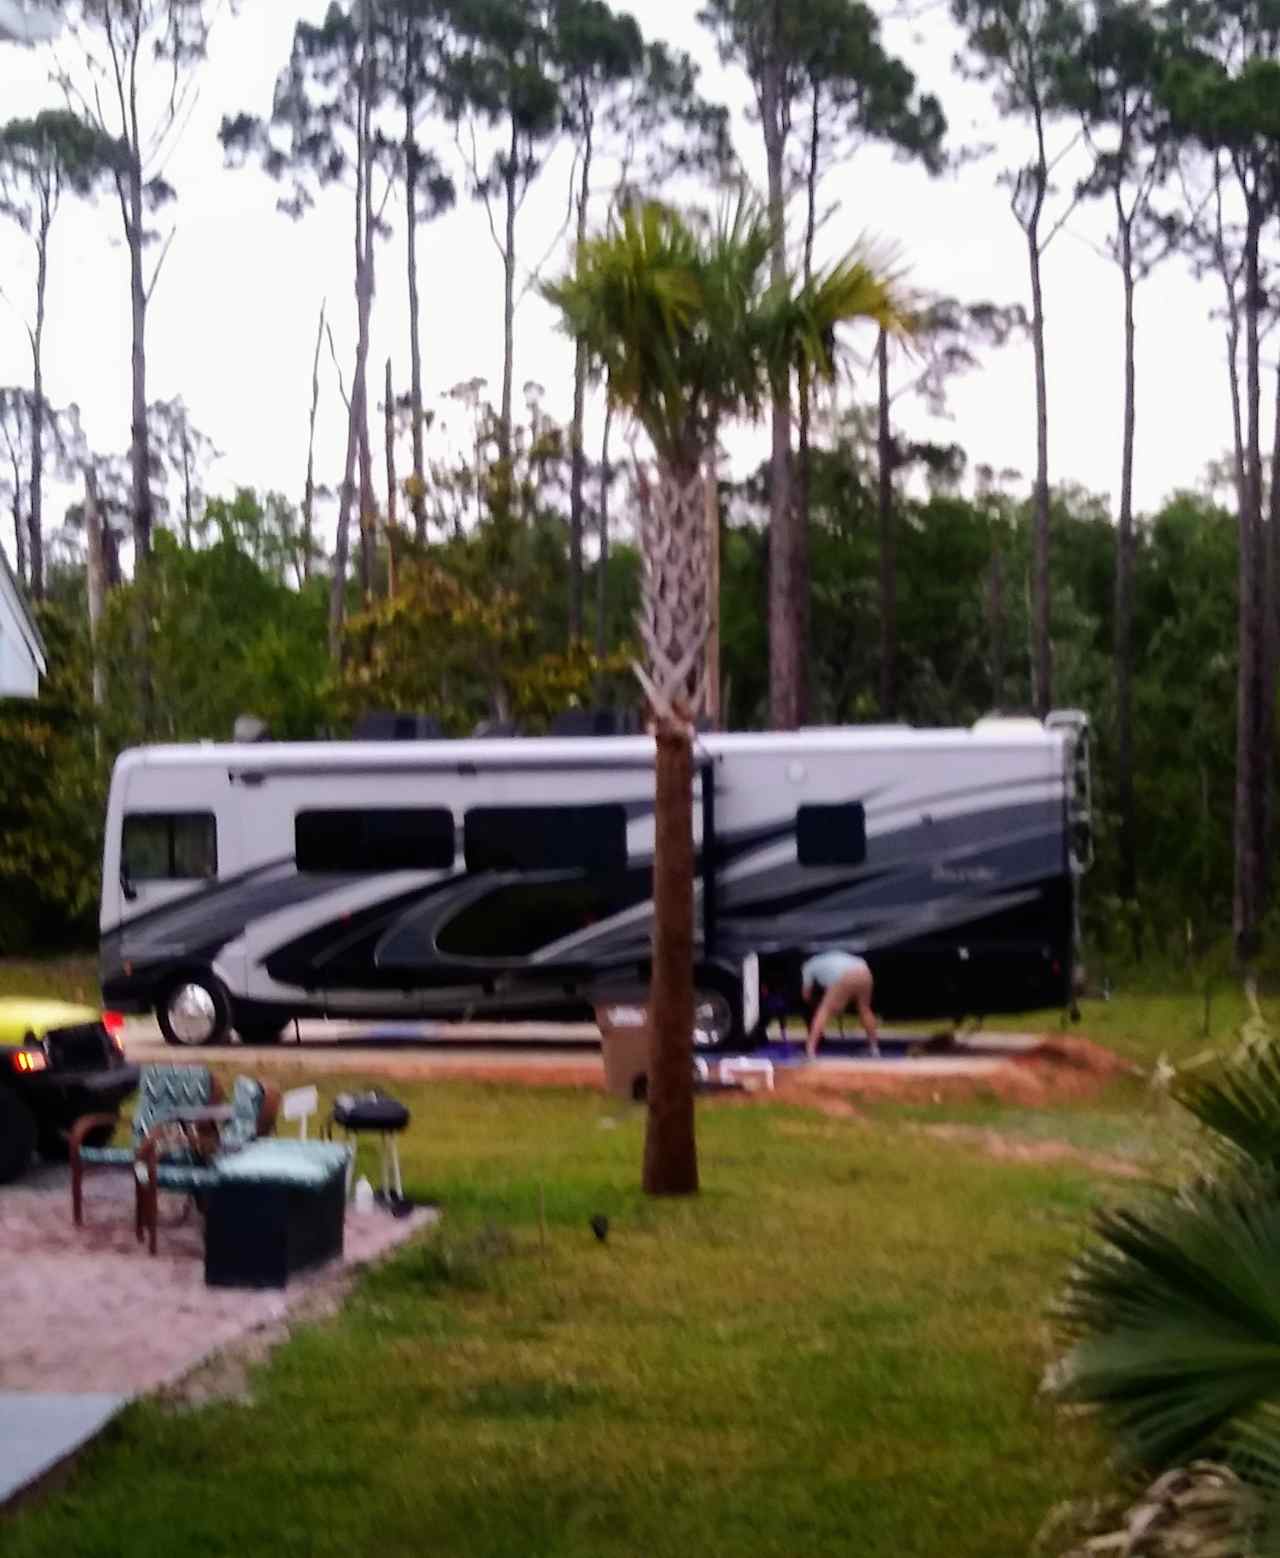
(134, 1075, 281, 1256)
(69, 1063, 221, 1226)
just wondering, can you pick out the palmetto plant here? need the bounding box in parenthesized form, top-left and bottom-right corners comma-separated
(544, 195, 909, 1194)
(1047, 1034, 1280, 1555)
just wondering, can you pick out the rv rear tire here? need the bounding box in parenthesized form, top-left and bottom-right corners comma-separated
(693, 974, 741, 1049)
(158, 975, 232, 1047)
(0, 1090, 37, 1183)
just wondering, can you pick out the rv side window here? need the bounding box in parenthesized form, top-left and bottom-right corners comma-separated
(295, 809, 455, 872)
(464, 805, 627, 873)
(796, 802, 867, 867)
(122, 812, 218, 881)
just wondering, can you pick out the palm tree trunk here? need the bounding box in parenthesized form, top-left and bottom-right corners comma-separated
(644, 710, 699, 1197)
(635, 456, 707, 1197)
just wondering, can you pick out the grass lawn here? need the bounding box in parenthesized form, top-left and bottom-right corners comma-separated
(3, 1069, 1120, 1558)
(3, 953, 1267, 1556)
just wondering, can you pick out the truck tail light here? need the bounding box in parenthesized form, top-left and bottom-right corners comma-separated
(10, 1049, 48, 1074)
(102, 1011, 127, 1055)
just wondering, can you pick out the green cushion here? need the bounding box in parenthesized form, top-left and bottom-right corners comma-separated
(78, 1146, 134, 1167)
(133, 1162, 221, 1191)
(81, 1144, 192, 1168)
(214, 1140, 351, 1189)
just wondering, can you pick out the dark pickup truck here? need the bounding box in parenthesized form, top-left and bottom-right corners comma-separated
(0, 999, 139, 1183)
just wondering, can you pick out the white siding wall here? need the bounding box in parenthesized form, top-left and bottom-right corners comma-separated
(0, 588, 42, 698)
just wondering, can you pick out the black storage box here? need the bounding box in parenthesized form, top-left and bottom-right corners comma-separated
(203, 1141, 349, 1290)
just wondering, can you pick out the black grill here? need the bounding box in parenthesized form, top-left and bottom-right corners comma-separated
(45, 1022, 113, 1072)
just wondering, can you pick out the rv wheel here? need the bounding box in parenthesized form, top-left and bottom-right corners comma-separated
(693, 978, 739, 1050)
(0, 1090, 37, 1183)
(157, 975, 232, 1047)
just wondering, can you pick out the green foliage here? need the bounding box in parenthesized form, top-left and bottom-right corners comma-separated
(336, 556, 634, 734)
(0, 603, 104, 952)
(95, 522, 333, 748)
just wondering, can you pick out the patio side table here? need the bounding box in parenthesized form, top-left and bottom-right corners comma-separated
(203, 1140, 352, 1289)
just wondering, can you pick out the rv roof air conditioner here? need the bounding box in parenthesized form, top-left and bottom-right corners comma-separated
(233, 715, 270, 743)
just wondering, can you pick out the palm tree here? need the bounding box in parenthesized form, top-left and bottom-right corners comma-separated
(545, 196, 910, 1195)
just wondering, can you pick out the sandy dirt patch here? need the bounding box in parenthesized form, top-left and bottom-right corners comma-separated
(0, 1163, 436, 1396)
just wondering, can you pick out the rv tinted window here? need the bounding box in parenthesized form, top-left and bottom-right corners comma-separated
(464, 805, 627, 873)
(796, 802, 867, 867)
(123, 813, 218, 881)
(295, 809, 455, 872)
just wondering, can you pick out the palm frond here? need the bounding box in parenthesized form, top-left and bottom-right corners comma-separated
(1173, 1038, 1280, 1173)
(1052, 1177, 1280, 1471)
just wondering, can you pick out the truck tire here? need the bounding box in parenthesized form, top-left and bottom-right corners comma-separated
(0, 1088, 37, 1184)
(157, 974, 232, 1047)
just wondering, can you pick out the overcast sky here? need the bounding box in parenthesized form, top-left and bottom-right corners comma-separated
(0, 0, 1249, 563)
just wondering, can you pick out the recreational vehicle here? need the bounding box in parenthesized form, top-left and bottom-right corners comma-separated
(99, 713, 1093, 1048)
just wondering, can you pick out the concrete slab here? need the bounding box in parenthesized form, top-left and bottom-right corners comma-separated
(0, 1393, 126, 1505)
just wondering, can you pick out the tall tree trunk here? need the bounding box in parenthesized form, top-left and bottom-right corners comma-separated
(405, 91, 428, 545)
(84, 465, 106, 714)
(126, 157, 152, 566)
(9, 437, 25, 585)
(705, 458, 720, 727)
(1234, 203, 1266, 966)
(303, 300, 326, 585)
(328, 54, 376, 660)
(877, 329, 896, 720)
(595, 403, 612, 662)
(28, 214, 48, 600)
(12, 497, 26, 586)
(1115, 217, 1137, 902)
(762, 0, 802, 730)
(792, 81, 821, 718)
(644, 709, 699, 1197)
(329, 406, 360, 660)
(181, 432, 193, 546)
(385, 358, 397, 536)
(1028, 222, 1052, 718)
(568, 104, 593, 644)
(358, 407, 375, 601)
(988, 544, 1005, 709)
(498, 115, 519, 473)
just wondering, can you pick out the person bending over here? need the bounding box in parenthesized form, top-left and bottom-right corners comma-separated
(800, 950, 881, 1061)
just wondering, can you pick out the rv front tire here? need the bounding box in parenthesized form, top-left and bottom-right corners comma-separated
(157, 975, 232, 1047)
